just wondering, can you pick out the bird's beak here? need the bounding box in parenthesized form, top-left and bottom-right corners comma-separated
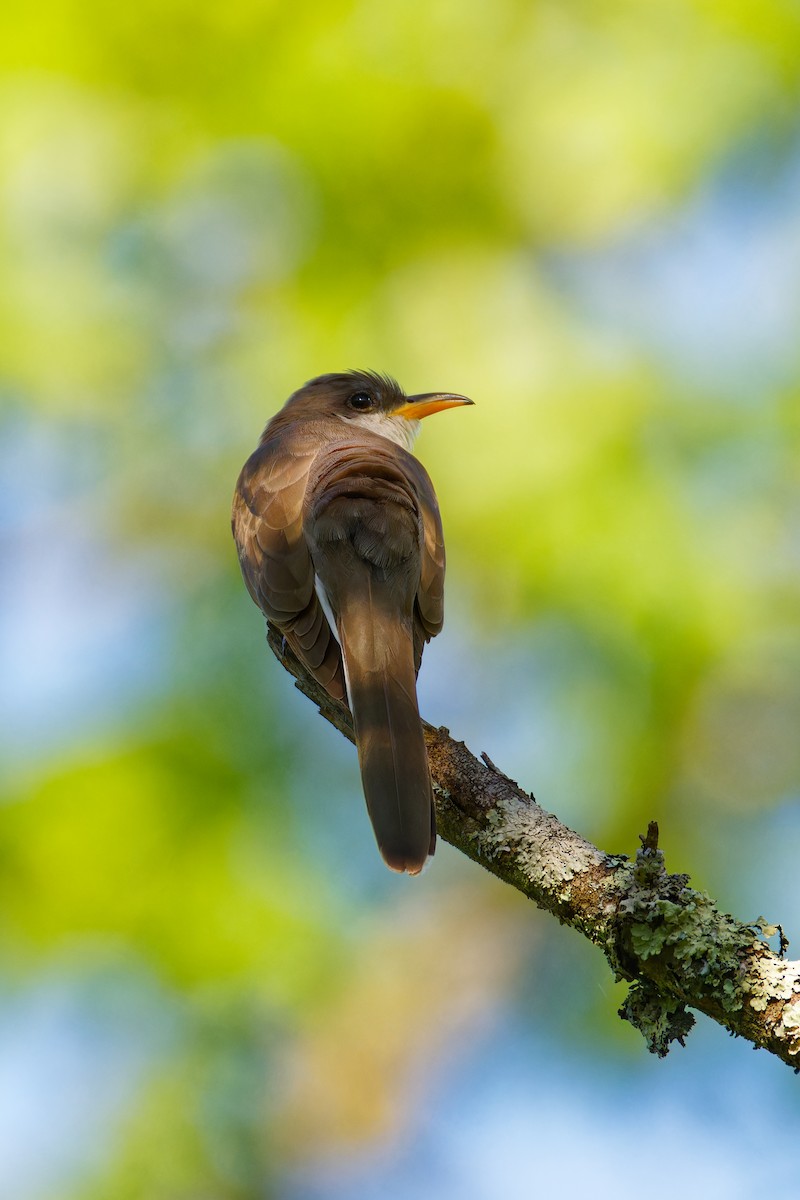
(396, 393, 474, 421)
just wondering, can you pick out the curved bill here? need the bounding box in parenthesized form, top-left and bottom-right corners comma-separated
(396, 393, 474, 421)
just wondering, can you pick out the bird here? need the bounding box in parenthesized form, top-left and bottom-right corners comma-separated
(231, 370, 473, 875)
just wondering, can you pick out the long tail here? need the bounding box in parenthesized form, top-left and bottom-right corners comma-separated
(335, 572, 435, 875)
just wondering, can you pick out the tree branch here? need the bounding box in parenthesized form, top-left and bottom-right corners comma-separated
(267, 626, 800, 1070)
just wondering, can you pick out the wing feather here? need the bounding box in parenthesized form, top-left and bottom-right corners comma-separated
(232, 435, 347, 701)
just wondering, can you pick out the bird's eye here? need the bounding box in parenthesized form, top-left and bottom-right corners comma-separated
(348, 392, 374, 412)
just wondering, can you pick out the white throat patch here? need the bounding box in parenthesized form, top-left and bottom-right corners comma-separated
(343, 412, 422, 453)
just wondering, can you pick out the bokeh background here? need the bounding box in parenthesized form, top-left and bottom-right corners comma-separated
(2, 2, 800, 1197)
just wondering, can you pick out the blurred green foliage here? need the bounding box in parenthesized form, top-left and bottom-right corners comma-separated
(1, 1, 800, 1196)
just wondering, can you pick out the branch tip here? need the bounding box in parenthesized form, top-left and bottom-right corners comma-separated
(639, 821, 660, 853)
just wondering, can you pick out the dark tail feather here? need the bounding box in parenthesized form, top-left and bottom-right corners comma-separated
(336, 578, 435, 875)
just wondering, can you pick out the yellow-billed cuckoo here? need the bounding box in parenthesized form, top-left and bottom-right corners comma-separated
(231, 370, 472, 875)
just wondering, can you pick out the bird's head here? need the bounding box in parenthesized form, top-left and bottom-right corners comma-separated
(266, 370, 473, 451)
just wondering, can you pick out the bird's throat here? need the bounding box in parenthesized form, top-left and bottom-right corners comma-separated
(343, 412, 422, 453)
